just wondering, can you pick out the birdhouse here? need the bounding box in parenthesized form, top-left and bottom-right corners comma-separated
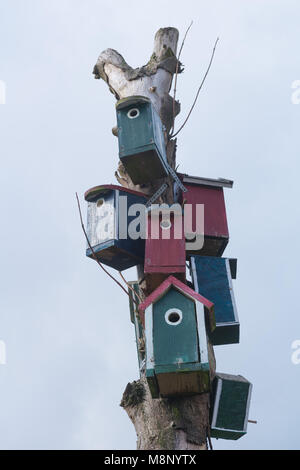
(85, 185, 147, 271)
(139, 276, 215, 398)
(210, 373, 252, 440)
(191, 256, 239, 345)
(175, 174, 233, 257)
(128, 281, 145, 375)
(116, 96, 169, 184)
(144, 206, 186, 291)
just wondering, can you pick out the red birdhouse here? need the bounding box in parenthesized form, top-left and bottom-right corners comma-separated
(175, 175, 233, 257)
(144, 206, 186, 291)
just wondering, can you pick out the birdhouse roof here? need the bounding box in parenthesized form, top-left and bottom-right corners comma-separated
(116, 95, 151, 110)
(84, 184, 148, 202)
(139, 275, 214, 328)
(179, 174, 233, 189)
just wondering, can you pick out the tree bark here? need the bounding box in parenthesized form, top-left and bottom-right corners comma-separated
(94, 27, 215, 450)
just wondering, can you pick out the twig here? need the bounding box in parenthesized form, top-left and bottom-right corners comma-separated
(75, 192, 136, 302)
(170, 20, 193, 136)
(171, 37, 219, 138)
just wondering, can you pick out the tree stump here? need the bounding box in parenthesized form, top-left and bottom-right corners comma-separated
(94, 26, 215, 450)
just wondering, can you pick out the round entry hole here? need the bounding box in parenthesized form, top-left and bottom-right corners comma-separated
(127, 108, 140, 119)
(96, 198, 105, 208)
(160, 220, 172, 230)
(165, 308, 183, 326)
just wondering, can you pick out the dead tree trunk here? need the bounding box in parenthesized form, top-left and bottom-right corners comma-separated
(94, 27, 215, 450)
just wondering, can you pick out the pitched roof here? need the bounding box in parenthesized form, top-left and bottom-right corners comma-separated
(84, 184, 148, 202)
(139, 275, 214, 328)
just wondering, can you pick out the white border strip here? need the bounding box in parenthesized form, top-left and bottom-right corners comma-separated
(195, 301, 208, 365)
(211, 377, 222, 428)
(191, 257, 199, 293)
(243, 383, 253, 432)
(115, 190, 119, 239)
(145, 305, 154, 370)
(225, 258, 239, 323)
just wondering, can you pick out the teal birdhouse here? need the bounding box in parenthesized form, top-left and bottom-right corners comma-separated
(139, 276, 215, 398)
(116, 96, 169, 184)
(210, 373, 252, 440)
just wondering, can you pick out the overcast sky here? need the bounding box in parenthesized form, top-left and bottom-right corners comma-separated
(0, 0, 299, 450)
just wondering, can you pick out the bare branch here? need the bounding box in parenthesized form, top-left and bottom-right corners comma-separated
(75, 193, 135, 301)
(170, 21, 193, 136)
(171, 37, 219, 138)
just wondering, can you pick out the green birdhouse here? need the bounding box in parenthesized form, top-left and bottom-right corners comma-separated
(210, 373, 253, 440)
(116, 96, 169, 184)
(139, 276, 215, 398)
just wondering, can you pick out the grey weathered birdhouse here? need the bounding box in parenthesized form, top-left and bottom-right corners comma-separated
(85, 184, 147, 271)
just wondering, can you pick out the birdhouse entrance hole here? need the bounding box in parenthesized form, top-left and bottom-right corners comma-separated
(165, 308, 183, 326)
(127, 108, 140, 119)
(96, 198, 104, 208)
(160, 220, 172, 230)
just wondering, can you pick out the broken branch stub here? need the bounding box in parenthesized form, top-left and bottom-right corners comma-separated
(93, 27, 183, 134)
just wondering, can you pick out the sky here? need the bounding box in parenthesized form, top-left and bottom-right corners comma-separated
(0, 0, 299, 450)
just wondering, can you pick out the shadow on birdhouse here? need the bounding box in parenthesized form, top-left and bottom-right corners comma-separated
(85, 184, 147, 271)
(191, 256, 239, 345)
(116, 96, 169, 184)
(139, 276, 215, 399)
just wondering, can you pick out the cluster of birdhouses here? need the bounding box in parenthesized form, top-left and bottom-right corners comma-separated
(84, 94, 252, 442)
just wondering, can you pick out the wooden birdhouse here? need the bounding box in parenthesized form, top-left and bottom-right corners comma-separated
(85, 184, 147, 271)
(139, 276, 215, 398)
(116, 96, 169, 184)
(175, 174, 233, 257)
(210, 373, 252, 440)
(191, 256, 239, 345)
(144, 206, 186, 291)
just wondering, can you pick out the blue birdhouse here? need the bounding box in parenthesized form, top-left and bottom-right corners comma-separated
(210, 373, 253, 440)
(116, 96, 169, 184)
(85, 184, 147, 271)
(191, 256, 239, 345)
(139, 276, 215, 398)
